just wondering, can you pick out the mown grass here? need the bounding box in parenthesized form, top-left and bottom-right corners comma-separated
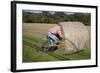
(23, 34, 91, 62)
(64, 48, 91, 60)
(23, 34, 61, 62)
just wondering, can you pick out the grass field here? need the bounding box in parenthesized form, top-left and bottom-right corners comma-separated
(22, 23, 91, 62)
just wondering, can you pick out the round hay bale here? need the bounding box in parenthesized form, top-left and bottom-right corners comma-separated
(59, 22, 90, 54)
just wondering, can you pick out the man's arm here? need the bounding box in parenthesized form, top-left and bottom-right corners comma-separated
(58, 26, 63, 39)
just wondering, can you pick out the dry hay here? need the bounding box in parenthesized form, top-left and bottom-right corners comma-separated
(59, 22, 90, 54)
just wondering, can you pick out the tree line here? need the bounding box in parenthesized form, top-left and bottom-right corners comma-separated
(23, 11, 91, 26)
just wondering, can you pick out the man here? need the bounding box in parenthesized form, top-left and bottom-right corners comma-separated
(47, 24, 63, 51)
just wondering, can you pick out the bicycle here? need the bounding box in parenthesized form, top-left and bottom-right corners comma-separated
(41, 37, 59, 52)
(41, 36, 65, 52)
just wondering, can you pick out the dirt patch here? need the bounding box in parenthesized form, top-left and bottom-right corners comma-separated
(23, 23, 57, 35)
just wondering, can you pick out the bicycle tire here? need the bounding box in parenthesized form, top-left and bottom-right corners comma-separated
(41, 40, 49, 52)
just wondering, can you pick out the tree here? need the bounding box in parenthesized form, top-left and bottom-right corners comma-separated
(22, 11, 91, 25)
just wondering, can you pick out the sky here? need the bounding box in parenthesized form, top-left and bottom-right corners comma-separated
(23, 10, 75, 15)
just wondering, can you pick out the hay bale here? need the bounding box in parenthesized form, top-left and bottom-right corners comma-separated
(59, 22, 90, 54)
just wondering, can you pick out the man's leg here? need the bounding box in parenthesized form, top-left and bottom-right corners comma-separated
(47, 32, 59, 51)
(48, 32, 59, 44)
(48, 37, 54, 50)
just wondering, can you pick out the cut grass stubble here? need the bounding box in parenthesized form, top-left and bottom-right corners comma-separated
(23, 34, 91, 62)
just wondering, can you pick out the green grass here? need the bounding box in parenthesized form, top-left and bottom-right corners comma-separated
(23, 34, 91, 62)
(23, 34, 61, 62)
(64, 48, 91, 60)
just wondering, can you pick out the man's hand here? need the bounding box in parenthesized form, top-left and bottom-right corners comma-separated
(59, 37, 63, 40)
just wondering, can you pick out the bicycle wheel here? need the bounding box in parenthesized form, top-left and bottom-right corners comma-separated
(41, 40, 49, 52)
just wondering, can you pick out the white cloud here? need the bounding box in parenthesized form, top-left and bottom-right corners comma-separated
(23, 10, 42, 14)
(64, 12, 74, 15)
